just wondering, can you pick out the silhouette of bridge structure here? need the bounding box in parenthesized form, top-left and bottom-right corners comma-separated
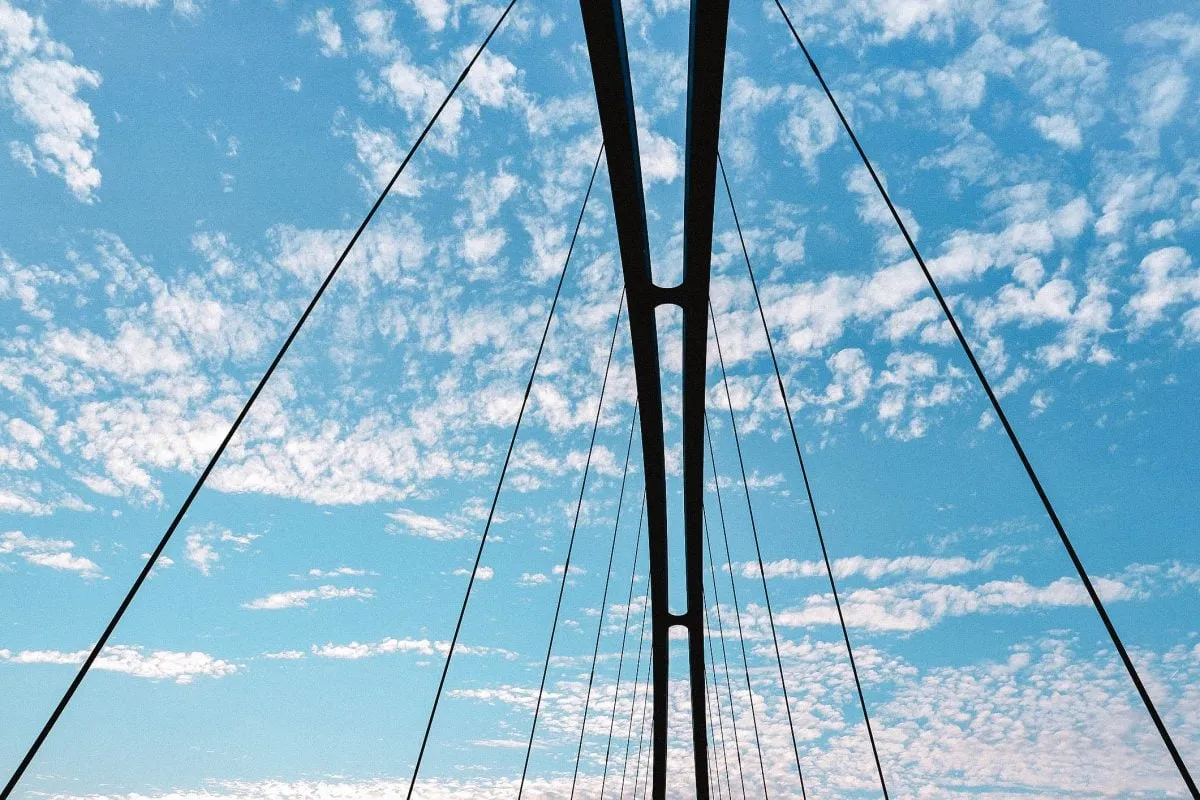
(2, 1, 1197, 799)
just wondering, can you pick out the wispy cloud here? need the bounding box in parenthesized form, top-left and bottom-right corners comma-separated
(242, 585, 375, 611)
(0, 531, 101, 578)
(0, 644, 237, 683)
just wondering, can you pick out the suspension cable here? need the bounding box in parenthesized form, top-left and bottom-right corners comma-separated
(618, 538, 653, 800)
(703, 579, 739, 800)
(770, 5, 1197, 796)
(717, 153, 890, 798)
(704, 506, 750, 800)
(706, 683, 724, 800)
(0, 4, 520, 797)
(406, 141, 604, 798)
(631, 652, 653, 800)
(709, 305, 809, 798)
(569, 406, 640, 799)
(704, 413, 771, 798)
(703, 595, 732, 800)
(600, 499, 652, 796)
(517, 287, 626, 797)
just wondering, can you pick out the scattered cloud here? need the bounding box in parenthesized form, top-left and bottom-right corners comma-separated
(310, 636, 516, 661)
(740, 550, 1005, 581)
(0, 644, 237, 683)
(0, 0, 102, 200)
(242, 585, 375, 611)
(386, 509, 470, 541)
(298, 8, 343, 57)
(0, 531, 101, 578)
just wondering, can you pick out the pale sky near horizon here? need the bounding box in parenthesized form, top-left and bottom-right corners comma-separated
(1, 0, 1199, 797)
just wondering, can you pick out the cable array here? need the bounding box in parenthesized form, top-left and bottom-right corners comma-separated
(717, 152, 890, 798)
(570, 408, 641, 799)
(517, 287, 627, 796)
(5, 3, 1190, 797)
(600, 499, 653, 796)
(702, 598, 732, 800)
(704, 414, 771, 798)
(703, 509, 750, 800)
(709, 308, 809, 799)
(406, 141, 605, 799)
(618, 530, 653, 799)
(703, 580, 739, 800)
(629, 652, 654, 800)
(771, 4, 1196, 796)
(0, 3, 520, 798)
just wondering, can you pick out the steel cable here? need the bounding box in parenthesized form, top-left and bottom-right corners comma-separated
(0, 3, 521, 798)
(771, 4, 1196, 795)
(718, 152, 890, 798)
(406, 141, 605, 799)
(518, 286, 628, 797)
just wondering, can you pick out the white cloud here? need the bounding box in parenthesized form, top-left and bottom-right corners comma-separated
(637, 129, 682, 185)
(741, 550, 1003, 581)
(86, 0, 161, 9)
(310, 636, 515, 661)
(338, 117, 423, 197)
(1031, 113, 1082, 150)
(307, 566, 368, 578)
(1126, 62, 1189, 154)
(409, 0, 451, 32)
(0, 644, 237, 683)
(298, 8, 344, 57)
(453, 565, 494, 580)
(22, 635, 1200, 797)
(93, 0, 200, 14)
(1127, 246, 1200, 332)
(927, 64, 986, 110)
(268, 213, 427, 290)
(242, 585, 375, 611)
(874, 351, 965, 440)
(311, 636, 436, 660)
(464, 51, 522, 110)
(779, 86, 839, 176)
(1, 1, 102, 201)
(177, 526, 259, 576)
(804, 348, 873, 422)
(463, 228, 507, 265)
(0, 530, 101, 578)
(770, 573, 1140, 633)
(261, 649, 305, 660)
(386, 508, 470, 541)
(184, 531, 219, 575)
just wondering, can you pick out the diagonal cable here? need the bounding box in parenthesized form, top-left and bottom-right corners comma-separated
(718, 152, 890, 798)
(569, 407, 641, 799)
(704, 506, 750, 800)
(0, 3, 520, 797)
(703, 606, 729, 800)
(704, 413, 772, 798)
(599, 494, 651, 796)
(703, 580, 739, 800)
(407, 140, 605, 799)
(517, 286, 627, 797)
(618, 530, 652, 800)
(630, 651, 653, 800)
(710, 306, 809, 798)
(771, 5, 1197, 796)
(706, 686, 723, 800)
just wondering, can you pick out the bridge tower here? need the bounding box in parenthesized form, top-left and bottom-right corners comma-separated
(580, 1, 730, 796)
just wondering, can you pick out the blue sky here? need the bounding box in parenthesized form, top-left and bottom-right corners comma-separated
(1, 0, 1199, 797)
